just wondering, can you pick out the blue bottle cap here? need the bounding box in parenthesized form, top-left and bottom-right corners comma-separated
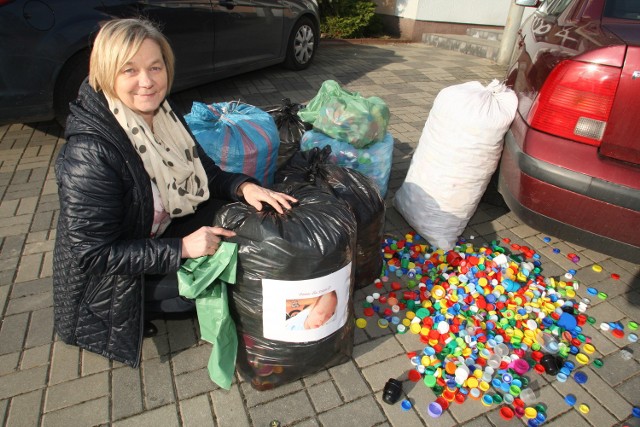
(565, 394, 577, 406)
(574, 371, 588, 384)
(401, 400, 412, 411)
(633, 406, 640, 417)
(587, 287, 598, 296)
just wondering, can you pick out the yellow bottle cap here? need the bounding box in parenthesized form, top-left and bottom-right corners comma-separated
(524, 407, 537, 419)
(576, 353, 589, 365)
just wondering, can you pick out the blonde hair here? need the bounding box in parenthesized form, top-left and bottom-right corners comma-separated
(89, 18, 175, 98)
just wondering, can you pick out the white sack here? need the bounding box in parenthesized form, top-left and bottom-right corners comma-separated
(393, 79, 518, 250)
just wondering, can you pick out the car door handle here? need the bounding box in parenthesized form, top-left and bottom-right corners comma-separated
(219, 0, 236, 9)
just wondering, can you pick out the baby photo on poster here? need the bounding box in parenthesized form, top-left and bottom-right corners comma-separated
(262, 263, 351, 343)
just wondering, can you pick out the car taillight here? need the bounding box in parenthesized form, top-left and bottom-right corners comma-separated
(527, 60, 621, 147)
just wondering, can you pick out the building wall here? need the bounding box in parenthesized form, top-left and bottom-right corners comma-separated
(375, 0, 535, 41)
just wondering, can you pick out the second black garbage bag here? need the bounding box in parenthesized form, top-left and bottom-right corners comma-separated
(214, 182, 357, 390)
(275, 146, 385, 289)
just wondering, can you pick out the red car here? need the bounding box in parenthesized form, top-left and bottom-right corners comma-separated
(500, 0, 640, 261)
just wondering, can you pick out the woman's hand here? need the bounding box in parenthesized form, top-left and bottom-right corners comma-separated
(181, 226, 236, 258)
(238, 182, 298, 214)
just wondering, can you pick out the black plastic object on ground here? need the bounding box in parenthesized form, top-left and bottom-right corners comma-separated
(215, 182, 357, 390)
(262, 98, 310, 170)
(275, 146, 385, 288)
(382, 378, 403, 405)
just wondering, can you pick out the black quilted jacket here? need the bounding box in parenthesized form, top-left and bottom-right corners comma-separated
(53, 80, 251, 367)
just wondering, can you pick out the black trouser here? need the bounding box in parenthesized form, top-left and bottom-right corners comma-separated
(144, 197, 231, 319)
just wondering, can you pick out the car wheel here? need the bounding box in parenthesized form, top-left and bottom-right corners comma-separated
(53, 50, 90, 128)
(283, 17, 317, 71)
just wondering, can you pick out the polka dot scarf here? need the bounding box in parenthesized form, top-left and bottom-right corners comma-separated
(107, 96, 209, 218)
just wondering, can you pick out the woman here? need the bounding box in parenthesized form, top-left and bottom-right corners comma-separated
(53, 18, 296, 367)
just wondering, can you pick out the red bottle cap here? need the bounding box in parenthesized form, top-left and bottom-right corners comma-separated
(408, 370, 422, 382)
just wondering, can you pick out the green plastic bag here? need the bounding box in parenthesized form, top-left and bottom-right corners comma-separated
(177, 242, 238, 390)
(298, 80, 389, 148)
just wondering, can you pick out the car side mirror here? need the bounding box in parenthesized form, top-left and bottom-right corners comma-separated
(515, 0, 541, 6)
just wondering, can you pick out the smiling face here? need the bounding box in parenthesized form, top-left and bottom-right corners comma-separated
(304, 291, 337, 329)
(114, 38, 167, 128)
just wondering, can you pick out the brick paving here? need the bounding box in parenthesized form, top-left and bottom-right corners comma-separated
(0, 41, 639, 427)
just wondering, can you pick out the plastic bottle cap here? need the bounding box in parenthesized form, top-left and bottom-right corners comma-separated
(628, 333, 638, 343)
(524, 407, 537, 419)
(564, 394, 577, 406)
(612, 329, 625, 339)
(579, 404, 590, 414)
(427, 402, 443, 417)
(632, 406, 640, 418)
(401, 400, 412, 411)
(591, 264, 602, 272)
(423, 374, 436, 387)
(582, 343, 595, 354)
(481, 395, 493, 407)
(575, 353, 589, 365)
(573, 371, 588, 384)
(410, 323, 422, 334)
(408, 370, 422, 382)
(629, 321, 639, 331)
(355, 318, 367, 328)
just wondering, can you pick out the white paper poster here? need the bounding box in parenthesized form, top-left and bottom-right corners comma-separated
(262, 263, 352, 343)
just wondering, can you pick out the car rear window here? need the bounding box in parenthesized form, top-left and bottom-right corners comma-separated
(605, 0, 640, 20)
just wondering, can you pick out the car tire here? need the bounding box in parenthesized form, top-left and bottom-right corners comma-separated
(283, 16, 318, 71)
(53, 50, 90, 128)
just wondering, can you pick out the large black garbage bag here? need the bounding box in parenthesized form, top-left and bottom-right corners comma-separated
(275, 146, 385, 289)
(214, 182, 357, 390)
(262, 98, 309, 169)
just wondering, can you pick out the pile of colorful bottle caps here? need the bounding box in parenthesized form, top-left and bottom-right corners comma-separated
(359, 232, 612, 425)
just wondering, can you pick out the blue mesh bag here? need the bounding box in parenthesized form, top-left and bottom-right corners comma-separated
(300, 130, 393, 198)
(185, 101, 280, 186)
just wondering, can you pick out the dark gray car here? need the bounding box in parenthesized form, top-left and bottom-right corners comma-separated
(0, 0, 320, 126)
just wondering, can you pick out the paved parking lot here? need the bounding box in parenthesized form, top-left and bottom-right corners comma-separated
(0, 40, 639, 427)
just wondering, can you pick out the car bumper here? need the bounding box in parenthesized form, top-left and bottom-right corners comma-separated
(498, 128, 640, 261)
